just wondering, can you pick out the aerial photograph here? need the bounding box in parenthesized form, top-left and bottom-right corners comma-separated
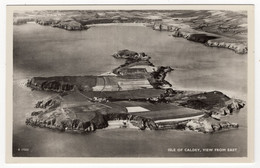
(12, 9, 248, 157)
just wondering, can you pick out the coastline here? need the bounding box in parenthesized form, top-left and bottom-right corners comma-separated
(87, 22, 248, 54)
(152, 23, 247, 54)
(13, 9, 248, 54)
(87, 22, 147, 27)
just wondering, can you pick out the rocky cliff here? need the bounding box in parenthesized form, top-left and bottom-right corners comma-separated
(36, 18, 88, 31)
(205, 40, 247, 54)
(148, 66, 174, 89)
(153, 23, 247, 54)
(26, 76, 97, 92)
(25, 94, 159, 132)
(112, 49, 150, 61)
(25, 88, 245, 134)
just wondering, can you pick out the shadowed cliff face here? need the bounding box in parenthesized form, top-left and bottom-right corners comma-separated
(169, 28, 247, 54)
(183, 34, 218, 43)
(26, 76, 97, 92)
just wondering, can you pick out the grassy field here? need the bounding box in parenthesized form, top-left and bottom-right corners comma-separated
(104, 100, 204, 120)
(82, 89, 164, 99)
(131, 107, 203, 121)
(58, 89, 204, 121)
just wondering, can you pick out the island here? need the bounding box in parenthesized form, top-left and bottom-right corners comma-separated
(25, 50, 245, 134)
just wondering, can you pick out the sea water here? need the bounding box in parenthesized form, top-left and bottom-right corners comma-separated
(13, 23, 247, 157)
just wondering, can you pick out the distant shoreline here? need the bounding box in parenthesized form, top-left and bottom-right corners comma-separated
(87, 22, 147, 27)
(13, 10, 248, 54)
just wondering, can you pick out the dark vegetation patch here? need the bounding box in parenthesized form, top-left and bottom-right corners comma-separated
(186, 34, 219, 43)
(179, 91, 231, 110)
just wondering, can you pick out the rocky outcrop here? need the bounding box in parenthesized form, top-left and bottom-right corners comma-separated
(27, 78, 75, 92)
(112, 50, 174, 88)
(173, 30, 247, 54)
(205, 40, 247, 54)
(36, 18, 88, 31)
(105, 113, 158, 130)
(156, 114, 240, 133)
(26, 106, 108, 133)
(185, 118, 239, 133)
(26, 76, 98, 92)
(213, 99, 245, 115)
(111, 50, 155, 76)
(159, 89, 245, 116)
(174, 32, 218, 43)
(148, 66, 174, 89)
(13, 18, 33, 25)
(112, 49, 150, 61)
(112, 51, 174, 88)
(150, 117, 240, 133)
(153, 23, 247, 54)
(35, 95, 63, 109)
(51, 20, 89, 31)
(36, 18, 54, 26)
(26, 112, 100, 133)
(153, 24, 181, 32)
